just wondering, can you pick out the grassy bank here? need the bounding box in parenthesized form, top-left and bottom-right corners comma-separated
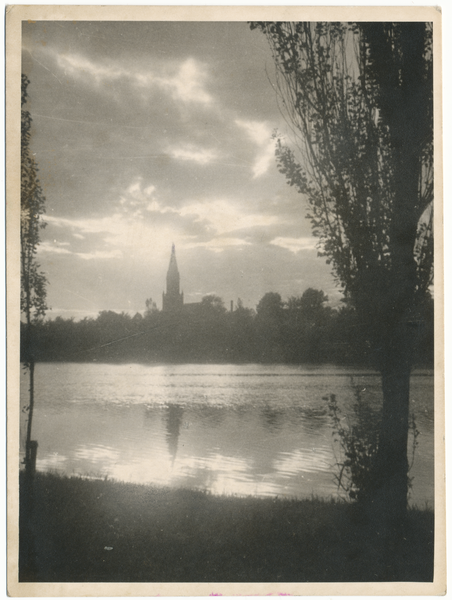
(19, 472, 434, 583)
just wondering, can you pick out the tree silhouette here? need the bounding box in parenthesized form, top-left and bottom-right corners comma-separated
(21, 75, 48, 476)
(200, 294, 227, 314)
(250, 22, 433, 527)
(285, 289, 332, 362)
(255, 292, 285, 362)
(144, 298, 159, 318)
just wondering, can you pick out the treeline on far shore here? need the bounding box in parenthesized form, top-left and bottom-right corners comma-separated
(21, 289, 434, 367)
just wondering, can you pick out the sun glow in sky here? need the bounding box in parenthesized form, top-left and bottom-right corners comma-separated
(22, 21, 338, 319)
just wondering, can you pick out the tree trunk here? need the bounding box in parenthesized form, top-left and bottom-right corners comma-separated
(359, 320, 415, 580)
(376, 362, 410, 522)
(371, 320, 415, 534)
(25, 359, 35, 477)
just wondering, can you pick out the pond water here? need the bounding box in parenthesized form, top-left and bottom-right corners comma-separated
(20, 363, 434, 506)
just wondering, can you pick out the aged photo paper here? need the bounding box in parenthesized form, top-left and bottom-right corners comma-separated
(6, 4, 445, 596)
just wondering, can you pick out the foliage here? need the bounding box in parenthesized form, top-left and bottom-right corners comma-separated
(325, 387, 419, 504)
(21, 75, 48, 331)
(20, 288, 434, 366)
(325, 389, 381, 503)
(200, 294, 227, 314)
(249, 22, 433, 345)
(21, 75, 48, 479)
(144, 298, 158, 317)
(256, 292, 284, 317)
(250, 20, 434, 522)
(287, 288, 331, 326)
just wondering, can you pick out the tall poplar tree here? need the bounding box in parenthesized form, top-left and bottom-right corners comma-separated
(21, 74, 48, 475)
(250, 22, 434, 526)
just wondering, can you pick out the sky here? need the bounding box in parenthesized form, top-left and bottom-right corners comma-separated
(22, 20, 339, 320)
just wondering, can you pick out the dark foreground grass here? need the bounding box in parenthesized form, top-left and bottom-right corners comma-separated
(19, 471, 434, 583)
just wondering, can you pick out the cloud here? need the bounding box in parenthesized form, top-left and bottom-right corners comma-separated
(271, 237, 318, 253)
(118, 180, 177, 216)
(180, 198, 280, 238)
(46, 213, 124, 236)
(76, 249, 123, 261)
(235, 119, 275, 178)
(186, 237, 252, 253)
(57, 53, 124, 83)
(168, 143, 218, 165)
(45, 211, 156, 259)
(56, 52, 212, 106)
(167, 58, 212, 105)
(236, 119, 271, 146)
(38, 238, 122, 261)
(44, 186, 299, 263)
(38, 241, 72, 255)
(43, 180, 213, 262)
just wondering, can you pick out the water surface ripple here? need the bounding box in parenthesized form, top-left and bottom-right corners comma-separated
(20, 363, 434, 505)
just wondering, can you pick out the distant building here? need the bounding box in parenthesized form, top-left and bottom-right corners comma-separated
(161, 244, 231, 313)
(162, 244, 184, 312)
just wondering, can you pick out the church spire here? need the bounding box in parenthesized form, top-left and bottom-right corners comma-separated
(167, 243, 179, 281)
(162, 244, 184, 311)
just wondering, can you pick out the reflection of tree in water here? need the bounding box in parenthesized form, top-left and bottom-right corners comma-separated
(296, 406, 328, 432)
(261, 404, 328, 435)
(261, 406, 285, 433)
(166, 404, 184, 466)
(196, 406, 226, 428)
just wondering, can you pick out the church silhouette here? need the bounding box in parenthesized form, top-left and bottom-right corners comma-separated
(161, 244, 233, 314)
(162, 244, 205, 313)
(162, 244, 184, 312)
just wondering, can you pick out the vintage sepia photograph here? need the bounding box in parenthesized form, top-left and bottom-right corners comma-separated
(7, 5, 444, 595)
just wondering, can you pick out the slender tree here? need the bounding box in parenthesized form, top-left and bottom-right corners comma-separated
(21, 75, 48, 476)
(250, 22, 433, 526)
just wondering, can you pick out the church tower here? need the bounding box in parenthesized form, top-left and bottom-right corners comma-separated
(162, 244, 184, 312)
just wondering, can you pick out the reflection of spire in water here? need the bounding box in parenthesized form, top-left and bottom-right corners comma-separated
(166, 404, 184, 467)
